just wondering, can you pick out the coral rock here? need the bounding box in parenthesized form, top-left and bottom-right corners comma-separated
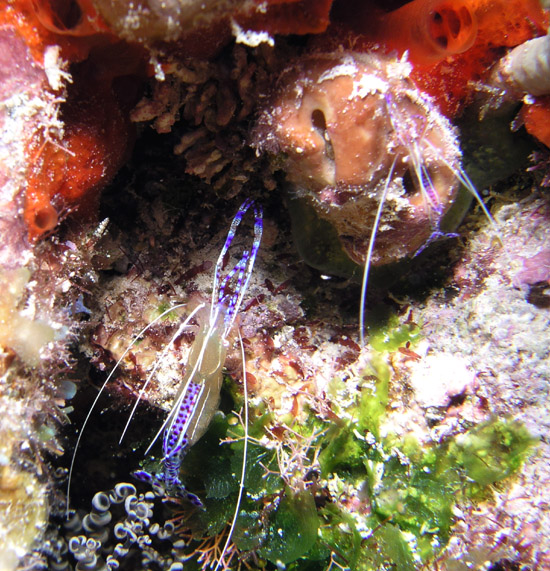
(0, 445, 47, 571)
(0, 24, 58, 263)
(0, 1, 146, 242)
(92, 0, 333, 58)
(254, 52, 462, 269)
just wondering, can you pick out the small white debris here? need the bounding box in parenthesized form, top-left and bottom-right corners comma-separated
(350, 73, 388, 99)
(231, 20, 274, 47)
(318, 60, 358, 83)
(44, 46, 72, 91)
(149, 52, 166, 82)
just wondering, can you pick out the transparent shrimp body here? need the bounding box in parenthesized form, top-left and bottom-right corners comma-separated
(134, 198, 263, 504)
(167, 309, 228, 452)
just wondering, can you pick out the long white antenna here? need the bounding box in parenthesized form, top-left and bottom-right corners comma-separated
(214, 330, 249, 571)
(66, 302, 188, 518)
(359, 157, 398, 346)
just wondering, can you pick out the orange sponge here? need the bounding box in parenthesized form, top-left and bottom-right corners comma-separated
(332, 0, 547, 118)
(24, 86, 130, 241)
(370, 0, 479, 66)
(521, 96, 550, 148)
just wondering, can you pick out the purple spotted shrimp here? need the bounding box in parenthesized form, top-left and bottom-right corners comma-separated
(134, 198, 262, 505)
(67, 198, 262, 512)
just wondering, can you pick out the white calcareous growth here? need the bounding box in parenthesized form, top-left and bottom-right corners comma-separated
(408, 353, 476, 409)
(0, 268, 57, 367)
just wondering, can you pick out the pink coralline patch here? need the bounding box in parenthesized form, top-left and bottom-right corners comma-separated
(513, 249, 550, 287)
(407, 353, 476, 409)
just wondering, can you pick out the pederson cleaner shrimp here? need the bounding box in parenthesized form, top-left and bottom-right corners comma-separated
(67, 198, 263, 566)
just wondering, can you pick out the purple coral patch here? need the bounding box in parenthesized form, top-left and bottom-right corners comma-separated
(513, 248, 550, 287)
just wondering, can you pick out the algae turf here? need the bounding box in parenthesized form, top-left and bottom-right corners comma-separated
(168, 359, 536, 569)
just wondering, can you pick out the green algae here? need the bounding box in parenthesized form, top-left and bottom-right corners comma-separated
(155, 301, 180, 321)
(449, 419, 536, 493)
(312, 414, 535, 568)
(162, 313, 536, 569)
(258, 488, 319, 565)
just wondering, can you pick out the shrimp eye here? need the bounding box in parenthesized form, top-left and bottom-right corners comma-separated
(402, 169, 419, 197)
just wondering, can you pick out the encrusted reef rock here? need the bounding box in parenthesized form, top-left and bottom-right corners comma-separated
(254, 51, 463, 271)
(0, 444, 47, 570)
(0, 24, 60, 265)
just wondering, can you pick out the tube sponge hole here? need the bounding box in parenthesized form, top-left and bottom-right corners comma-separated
(24, 196, 60, 242)
(427, 1, 478, 55)
(356, 0, 479, 66)
(393, 0, 478, 65)
(30, 0, 102, 36)
(32, 204, 59, 234)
